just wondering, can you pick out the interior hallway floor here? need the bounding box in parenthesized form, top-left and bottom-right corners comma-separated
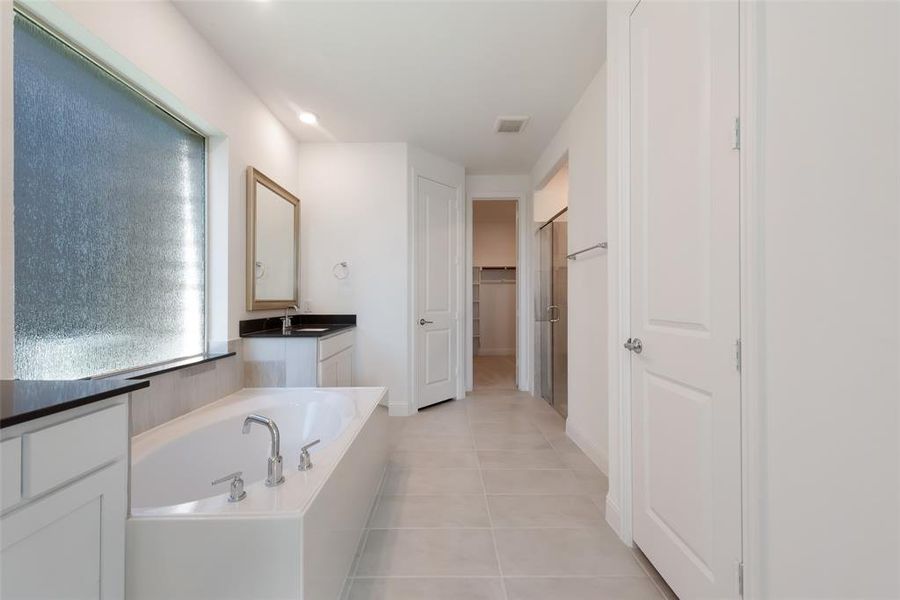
(473, 355, 517, 390)
(343, 388, 672, 600)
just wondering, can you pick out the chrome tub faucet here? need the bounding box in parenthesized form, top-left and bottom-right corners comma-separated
(242, 414, 285, 487)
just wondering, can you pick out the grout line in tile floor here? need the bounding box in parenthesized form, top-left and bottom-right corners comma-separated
(347, 575, 662, 581)
(344, 388, 665, 600)
(473, 414, 511, 600)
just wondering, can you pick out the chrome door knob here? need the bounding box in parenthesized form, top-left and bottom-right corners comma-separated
(624, 338, 643, 354)
(419, 318, 434, 326)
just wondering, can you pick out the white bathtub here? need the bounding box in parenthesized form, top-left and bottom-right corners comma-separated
(127, 387, 389, 600)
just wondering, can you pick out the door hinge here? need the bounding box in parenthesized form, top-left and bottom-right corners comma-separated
(735, 338, 742, 372)
(737, 562, 744, 596)
(733, 117, 741, 150)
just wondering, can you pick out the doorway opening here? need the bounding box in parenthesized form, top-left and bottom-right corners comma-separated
(534, 163, 569, 417)
(472, 199, 518, 390)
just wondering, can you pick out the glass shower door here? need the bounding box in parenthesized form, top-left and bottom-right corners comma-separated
(538, 225, 553, 403)
(551, 220, 568, 417)
(536, 213, 568, 417)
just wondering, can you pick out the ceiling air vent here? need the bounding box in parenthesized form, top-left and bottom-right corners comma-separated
(495, 116, 530, 134)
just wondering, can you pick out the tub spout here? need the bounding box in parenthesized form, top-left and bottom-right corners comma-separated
(242, 414, 285, 487)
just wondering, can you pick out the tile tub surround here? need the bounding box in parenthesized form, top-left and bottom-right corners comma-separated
(127, 339, 244, 436)
(344, 389, 668, 600)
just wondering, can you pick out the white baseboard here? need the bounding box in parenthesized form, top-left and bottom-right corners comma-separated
(565, 421, 609, 475)
(605, 496, 624, 540)
(388, 401, 414, 417)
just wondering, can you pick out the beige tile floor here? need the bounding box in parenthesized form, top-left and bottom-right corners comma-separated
(473, 355, 517, 390)
(342, 389, 671, 600)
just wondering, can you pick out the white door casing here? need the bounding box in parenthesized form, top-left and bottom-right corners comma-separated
(415, 175, 459, 408)
(629, 1, 742, 599)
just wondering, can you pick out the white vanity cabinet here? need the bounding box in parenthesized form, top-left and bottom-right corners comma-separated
(1, 399, 130, 600)
(243, 328, 355, 388)
(317, 336, 354, 387)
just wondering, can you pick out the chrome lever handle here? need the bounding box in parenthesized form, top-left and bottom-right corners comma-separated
(211, 471, 246, 502)
(419, 318, 434, 326)
(211, 471, 242, 486)
(298, 439, 321, 472)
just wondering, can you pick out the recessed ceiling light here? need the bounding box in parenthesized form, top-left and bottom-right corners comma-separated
(298, 112, 318, 126)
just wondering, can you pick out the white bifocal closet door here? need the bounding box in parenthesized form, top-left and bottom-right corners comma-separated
(629, 1, 742, 598)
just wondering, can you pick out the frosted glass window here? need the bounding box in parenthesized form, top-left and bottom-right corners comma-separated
(13, 15, 206, 380)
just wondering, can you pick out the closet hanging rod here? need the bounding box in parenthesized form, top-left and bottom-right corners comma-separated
(566, 242, 608, 260)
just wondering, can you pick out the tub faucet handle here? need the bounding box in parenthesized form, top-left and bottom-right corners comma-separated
(298, 439, 321, 471)
(211, 471, 247, 502)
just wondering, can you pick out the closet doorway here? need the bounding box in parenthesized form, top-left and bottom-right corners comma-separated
(472, 200, 517, 389)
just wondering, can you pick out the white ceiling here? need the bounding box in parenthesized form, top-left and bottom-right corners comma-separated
(174, 1, 607, 174)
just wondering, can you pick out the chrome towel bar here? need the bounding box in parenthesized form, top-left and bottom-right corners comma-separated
(566, 242, 608, 260)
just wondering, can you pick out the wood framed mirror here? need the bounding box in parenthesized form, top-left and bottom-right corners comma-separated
(246, 166, 300, 310)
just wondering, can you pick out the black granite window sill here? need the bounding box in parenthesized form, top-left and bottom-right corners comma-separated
(92, 352, 236, 381)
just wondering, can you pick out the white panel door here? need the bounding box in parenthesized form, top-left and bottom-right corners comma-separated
(629, 2, 741, 598)
(415, 176, 458, 408)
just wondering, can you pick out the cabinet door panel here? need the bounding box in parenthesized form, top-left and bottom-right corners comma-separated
(336, 348, 353, 387)
(2, 498, 101, 599)
(1, 461, 126, 599)
(318, 356, 339, 387)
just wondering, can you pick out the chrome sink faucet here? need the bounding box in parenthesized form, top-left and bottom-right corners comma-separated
(281, 305, 300, 334)
(242, 414, 285, 487)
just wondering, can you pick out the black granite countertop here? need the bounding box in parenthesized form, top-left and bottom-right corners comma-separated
(1, 379, 150, 429)
(239, 314, 356, 339)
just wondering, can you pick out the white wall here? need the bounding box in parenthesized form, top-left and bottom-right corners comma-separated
(532, 68, 608, 473)
(747, 3, 899, 597)
(297, 143, 464, 415)
(473, 203, 516, 266)
(533, 163, 569, 224)
(478, 282, 516, 356)
(0, 0, 300, 376)
(473, 221, 516, 266)
(297, 143, 410, 413)
(466, 174, 533, 391)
